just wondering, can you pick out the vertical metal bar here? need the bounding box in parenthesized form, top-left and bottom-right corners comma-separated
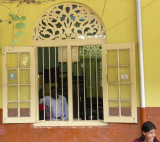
(83, 46, 86, 120)
(89, 46, 92, 120)
(76, 46, 80, 120)
(67, 45, 73, 121)
(42, 47, 45, 120)
(95, 46, 99, 120)
(117, 49, 121, 116)
(55, 47, 58, 121)
(48, 47, 52, 121)
(60, 47, 64, 120)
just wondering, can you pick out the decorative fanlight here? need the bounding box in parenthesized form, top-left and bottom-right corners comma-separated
(33, 3, 106, 41)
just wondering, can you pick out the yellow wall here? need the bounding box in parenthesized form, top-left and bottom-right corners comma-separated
(0, 48, 2, 108)
(141, 0, 160, 107)
(0, 0, 160, 108)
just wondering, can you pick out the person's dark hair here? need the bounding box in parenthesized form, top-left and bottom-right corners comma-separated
(138, 121, 158, 141)
(51, 86, 55, 91)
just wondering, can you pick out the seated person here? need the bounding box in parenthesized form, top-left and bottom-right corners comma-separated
(39, 86, 68, 121)
(133, 121, 159, 142)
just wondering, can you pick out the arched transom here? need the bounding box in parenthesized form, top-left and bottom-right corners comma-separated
(33, 3, 106, 41)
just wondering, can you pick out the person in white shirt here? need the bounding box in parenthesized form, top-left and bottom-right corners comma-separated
(39, 86, 68, 121)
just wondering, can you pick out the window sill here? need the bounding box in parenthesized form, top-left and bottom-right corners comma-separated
(33, 120, 108, 127)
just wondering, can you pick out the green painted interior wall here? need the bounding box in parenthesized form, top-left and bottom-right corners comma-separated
(0, 0, 160, 108)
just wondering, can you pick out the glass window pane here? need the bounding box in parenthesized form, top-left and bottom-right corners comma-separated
(7, 53, 18, 68)
(120, 67, 130, 82)
(109, 101, 119, 116)
(120, 85, 131, 99)
(108, 67, 118, 82)
(119, 49, 130, 65)
(121, 101, 131, 116)
(19, 53, 30, 68)
(108, 85, 118, 99)
(8, 86, 18, 101)
(20, 69, 30, 84)
(8, 103, 18, 117)
(20, 102, 30, 117)
(20, 86, 30, 101)
(107, 50, 117, 65)
(7, 70, 18, 84)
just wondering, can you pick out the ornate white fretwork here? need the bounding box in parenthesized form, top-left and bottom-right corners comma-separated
(79, 45, 102, 58)
(33, 3, 106, 41)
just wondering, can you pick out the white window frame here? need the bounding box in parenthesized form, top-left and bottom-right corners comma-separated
(102, 43, 137, 123)
(2, 47, 36, 123)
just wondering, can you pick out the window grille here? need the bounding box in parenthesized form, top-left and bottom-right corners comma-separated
(38, 46, 103, 122)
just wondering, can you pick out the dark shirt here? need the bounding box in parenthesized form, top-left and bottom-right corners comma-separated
(133, 139, 143, 142)
(133, 139, 158, 142)
(133, 139, 142, 142)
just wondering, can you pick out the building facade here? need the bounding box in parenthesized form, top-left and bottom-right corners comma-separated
(0, 0, 160, 141)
